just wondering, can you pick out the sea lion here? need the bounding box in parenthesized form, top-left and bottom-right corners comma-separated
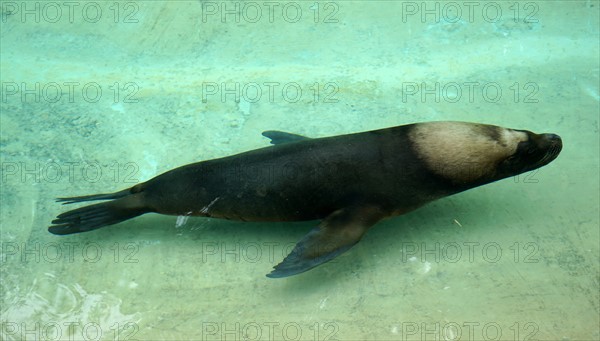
(49, 121, 562, 278)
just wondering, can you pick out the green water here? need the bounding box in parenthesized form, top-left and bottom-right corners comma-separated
(1, 1, 599, 340)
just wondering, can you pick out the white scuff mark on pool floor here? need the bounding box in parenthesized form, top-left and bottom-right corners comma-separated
(111, 102, 125, 113)
(580, 80, 600, 101)
(420, 261, 432, 274)
(319, 297, 328, 309)
(175, 211, 193, 228)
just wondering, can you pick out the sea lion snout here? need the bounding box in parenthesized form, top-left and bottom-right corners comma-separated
(539, 133, 562, 151)
(531, 132, 562, 160)
(496, 130, 562, 177)
(533, 133, 562, 147)
(543, 133, 561, 141)
(538, 133, 562, 165)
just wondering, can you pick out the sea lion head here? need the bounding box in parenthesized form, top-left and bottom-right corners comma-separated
(409, 121, 562, 187)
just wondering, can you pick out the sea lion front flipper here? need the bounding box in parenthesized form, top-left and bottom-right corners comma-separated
(261, 130, 309, 145)
(266, 204, 386, 278)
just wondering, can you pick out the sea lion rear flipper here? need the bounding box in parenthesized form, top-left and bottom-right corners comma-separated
(266, 204, 386, 278)
(49, 193, 150, 235)
(261, 130, 309, 145)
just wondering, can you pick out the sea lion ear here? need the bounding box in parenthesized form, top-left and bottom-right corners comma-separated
(266, 204, 386, 278)
(262, 130, 310, 145)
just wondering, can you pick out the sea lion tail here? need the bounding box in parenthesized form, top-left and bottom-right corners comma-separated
(49, 193, 150, 235)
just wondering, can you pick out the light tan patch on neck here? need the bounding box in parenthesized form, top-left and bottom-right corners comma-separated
(409, 122, 528, 183)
